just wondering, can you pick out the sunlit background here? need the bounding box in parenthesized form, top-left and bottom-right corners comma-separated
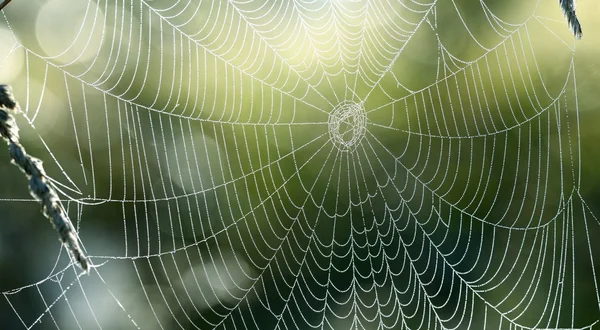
(1, 0, 600, 329)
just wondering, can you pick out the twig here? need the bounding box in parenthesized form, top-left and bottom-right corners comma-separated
(559, 0, 583, 39)
(0, 0, 12, 11)
(0, 85, 90, 273)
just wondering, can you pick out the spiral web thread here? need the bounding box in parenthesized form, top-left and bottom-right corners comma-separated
(0, 0, 599, 329)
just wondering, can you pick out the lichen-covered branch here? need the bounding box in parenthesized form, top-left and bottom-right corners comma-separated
(0, 85, 89, 273)
(560, 0, 583, 39)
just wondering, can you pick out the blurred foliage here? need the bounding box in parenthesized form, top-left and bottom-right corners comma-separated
(0, 0, 600, 329)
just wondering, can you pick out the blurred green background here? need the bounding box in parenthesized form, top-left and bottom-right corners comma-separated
(1, 0, 600, 329)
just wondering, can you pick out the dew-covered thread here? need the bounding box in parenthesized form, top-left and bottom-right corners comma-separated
(560, 0, 582, 39)
(0, 85, 89, 273)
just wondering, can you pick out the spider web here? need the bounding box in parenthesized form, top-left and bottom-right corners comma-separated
(0, 0, 599, 329)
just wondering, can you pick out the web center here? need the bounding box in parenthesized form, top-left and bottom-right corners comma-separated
(328, 101, 366, 152)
